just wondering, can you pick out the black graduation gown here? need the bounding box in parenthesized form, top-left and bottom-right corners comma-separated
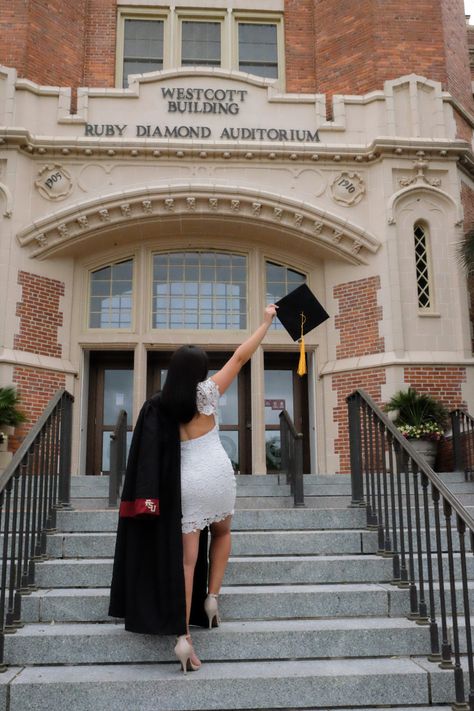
(108, 393, 209, 635)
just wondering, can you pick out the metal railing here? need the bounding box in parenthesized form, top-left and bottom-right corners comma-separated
(279, 409, 304, 507)
(108, 409, 127, 508)
(348, 389, 474, 711)
(0, 389, 73, 671)
(451, 410, 474, 481)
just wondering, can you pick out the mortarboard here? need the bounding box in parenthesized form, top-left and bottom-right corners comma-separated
(275, 283, 329, 376)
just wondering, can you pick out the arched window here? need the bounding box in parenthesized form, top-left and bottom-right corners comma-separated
(152, 251, 247, 329)
(413, 222, 432, 309)
(89, 259, 133, 328)
(265, 260, 306, 330)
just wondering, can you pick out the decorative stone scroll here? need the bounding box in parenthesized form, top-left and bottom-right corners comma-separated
(330, 172, 365, 206)
(35, 164, 74, 201)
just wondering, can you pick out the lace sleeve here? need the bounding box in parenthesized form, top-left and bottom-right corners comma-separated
(196, 377, 220, 416)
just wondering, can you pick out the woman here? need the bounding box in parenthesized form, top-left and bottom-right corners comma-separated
(108, 304, 277, 673)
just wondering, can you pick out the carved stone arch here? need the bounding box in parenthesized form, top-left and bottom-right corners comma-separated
(387, 184, 463, 227)
(0, 182, 13, 218)
(17, 184, 380, 263)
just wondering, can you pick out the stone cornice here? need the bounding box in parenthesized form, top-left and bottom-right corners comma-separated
(319, 352, 474, 376)
(0, 348, 77, 375)
(16, 184, 380, 263)
(0, 128, 471, 172)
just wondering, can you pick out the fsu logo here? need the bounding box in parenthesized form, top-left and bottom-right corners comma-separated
(145, 499, 157, 513)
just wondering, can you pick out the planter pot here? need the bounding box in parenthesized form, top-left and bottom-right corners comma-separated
(407, 438, 437, 470)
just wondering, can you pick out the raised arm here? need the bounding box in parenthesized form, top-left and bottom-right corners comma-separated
(211, 305, 277, 395)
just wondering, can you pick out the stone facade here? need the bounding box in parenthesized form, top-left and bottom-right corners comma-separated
(0, 2, 473, 475)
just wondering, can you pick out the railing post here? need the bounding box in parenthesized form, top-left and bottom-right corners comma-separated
(451, 410, 463, 474)
(347, 393, 364, 507)
(294, 434, 305, 507)
(58, 394, 73, 509)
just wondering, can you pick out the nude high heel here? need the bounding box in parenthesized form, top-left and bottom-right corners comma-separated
(174, 634, 201, 674)
(204, 593, 220, 629)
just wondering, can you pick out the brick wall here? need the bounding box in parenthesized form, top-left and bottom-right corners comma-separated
(83, 0, 118, 88)
(440, 0, 474, 112)
(332, 367, 387, 474)
(461, 182, 474, 354)
(10, 367, 66, 450)
(468, 24, 474, 79)
(14, 271, 65, 358)
(284, 0, 316, 93)
(334, 276, 384, 359)
(403, 366, 467, 410)
(0, 0, 88, 88)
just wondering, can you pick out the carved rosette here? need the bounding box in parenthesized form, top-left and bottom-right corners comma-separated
(330, 172, 365, 206)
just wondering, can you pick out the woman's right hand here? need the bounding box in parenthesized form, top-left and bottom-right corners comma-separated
(264, 304, 278, 325)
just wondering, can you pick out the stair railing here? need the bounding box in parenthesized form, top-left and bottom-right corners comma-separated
(279, 409, 304, 507)
(108, 409, 127, 508)
(451, 409, 474, 481)
(348, 389, 474, 711)
(0, 389, 73, 671)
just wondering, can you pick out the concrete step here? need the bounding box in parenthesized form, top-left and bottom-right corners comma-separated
(235, 495, 352, 509)
(24, 553, 474, 588)
(3, 617, 442, 665)
(55, 507, 369, 532)
(41, 529, 378, 558)
(18, 581, 474, 624)
(6, 656, 469, 711)
(29, 554, 394, 588)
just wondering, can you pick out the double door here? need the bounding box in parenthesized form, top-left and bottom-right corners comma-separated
(86, 350, 310, 475)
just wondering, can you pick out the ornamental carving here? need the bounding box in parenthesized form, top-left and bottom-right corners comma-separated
(186, 197, 196, 211)
(209, 198, 218, 210)
(120, 203, 131, 218)
(231, 200, 240, 212)
(35, 164, 74, 201)
(330, 172, 365, 206)
(333, 229, 343, 243)
(273, 208, 283, 220)
(398, 152, 442, 188)
(294, 213, 303, 226)
(35, 233, 48, 246)
(313, 221, 324, 233)
(165, 198, 175, 211)
(77, 215, 88, 229)
(252, 202, 262, 216)
(99, 209, 110, 222)
(57, 223, 69, 238)
(142, 200, 153, 214)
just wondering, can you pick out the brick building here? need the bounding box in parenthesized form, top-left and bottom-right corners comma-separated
(0, 0, 473, 475)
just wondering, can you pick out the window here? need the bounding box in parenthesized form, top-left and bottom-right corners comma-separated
(265, 261, 306, 330)
(117, 9, 284, 86)
(89, 260, 133, 329)
(238, 23, 278, 78)
(181, 21, 221, 67)
(152, 251, 247, 329)
(122, 19, 164, 88)
(413, 223, 432, 309)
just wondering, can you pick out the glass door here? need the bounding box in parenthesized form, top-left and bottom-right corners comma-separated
(86, 351, 134, 475)
(264, 353, 310, 472)
(147, 351, 251, 473)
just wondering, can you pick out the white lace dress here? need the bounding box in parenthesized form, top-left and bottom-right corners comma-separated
(180, 377, 237, 534)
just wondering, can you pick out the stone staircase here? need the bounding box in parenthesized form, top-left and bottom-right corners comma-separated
(0, 472, 472, 711)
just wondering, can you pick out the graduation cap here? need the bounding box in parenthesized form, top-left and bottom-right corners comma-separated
(275, 283, 329, 376)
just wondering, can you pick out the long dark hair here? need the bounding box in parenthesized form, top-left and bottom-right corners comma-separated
(160, 345, 209, 423)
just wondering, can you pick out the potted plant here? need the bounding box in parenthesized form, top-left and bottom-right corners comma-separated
(0, 387, 28, 468)
(384, 387, 448, 468)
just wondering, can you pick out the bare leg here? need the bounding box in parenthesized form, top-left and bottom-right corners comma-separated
(182, 530, 201, 666)
(208, 515, 232, 594)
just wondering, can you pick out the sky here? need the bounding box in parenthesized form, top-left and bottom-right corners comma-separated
(465, 0, 474, 23)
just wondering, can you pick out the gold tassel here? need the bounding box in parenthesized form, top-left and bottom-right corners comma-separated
(297, 312, 307, 377)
